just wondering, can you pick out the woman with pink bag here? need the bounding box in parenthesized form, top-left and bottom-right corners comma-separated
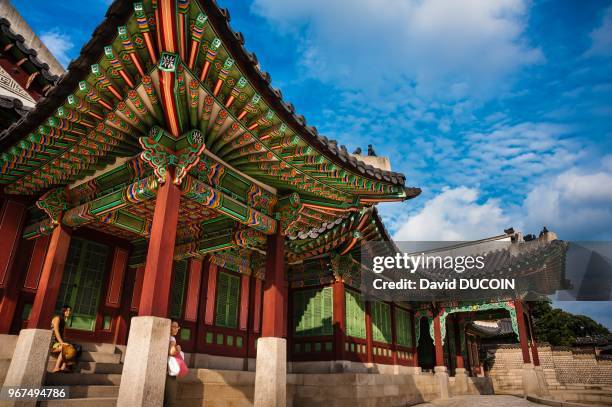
(164, 320, 189, 406)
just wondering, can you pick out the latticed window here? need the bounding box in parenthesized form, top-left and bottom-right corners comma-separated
(215, 271, 240, 328)
(371, 301, 391, 343)
(55, 238, 109, 331)
(168, 260, 188, 319)
(395, 307, 412, 347)
(345, 289, 366, 339)
(293, 287, 333, 337)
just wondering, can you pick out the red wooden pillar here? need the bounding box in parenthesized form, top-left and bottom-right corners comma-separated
(526, 305, 540, 366)
(239, 274, 250, 331)
(332, 279, 346, 360)
(0, 199, 27, 287)
(514, 300, 531, 364)
(184, 258, 203, 323)
(454, 315, 464, 369)
(365, 302, 373, 363)
(252, 277, 263, 334)
(138, 171, 181, 317)
(130, 266, 145, 313)
(27, 224, 72, 328)
(410, 311, 419, 367)
(114, 264, 137, 345)
(261, 227, 285, 337)
(433, 311, 444, 367)
(204, 263, 218, 325)
(0, 199, 27, 332)
(195, 257, 211, 353)
(390, 304, 398, 365)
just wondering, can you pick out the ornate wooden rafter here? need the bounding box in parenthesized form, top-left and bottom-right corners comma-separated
(5, 0, 422, 270)
(0, 0, 414, 207)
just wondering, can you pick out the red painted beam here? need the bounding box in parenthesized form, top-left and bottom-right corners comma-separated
(138, 170, 181, 317)
(261, 228, 285, 337)
(204, 263, 218, 325)
(433, 312, 444, 367)
(0, 199, 26, 288)
(105, 247, 129, 308)
(27, 225, 72, 329)
(184, 258, 203, 322)
(515, 300, 532, 364)
(22, 235, 51, 292)
(239, 274, 250, 331)
(410, 311, 419, 367)
(454, 315, 464, 369)
(252, 277, 262, 333)
(333, 280, 346, 361)
(365, 302, 373, 363)
(130, 266, 145, 312)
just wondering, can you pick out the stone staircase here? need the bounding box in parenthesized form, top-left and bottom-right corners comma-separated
(40, 342, 122, 406)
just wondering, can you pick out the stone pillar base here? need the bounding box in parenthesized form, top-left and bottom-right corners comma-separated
(521, 363, 544, 396)
(434, 365, 450, 399)
(254, 337, 286, 407)
(117, 316, 171, 407)
(534, 365, 550, 396)
(2, 329, 52, 407)
(454, 367, 469, 394)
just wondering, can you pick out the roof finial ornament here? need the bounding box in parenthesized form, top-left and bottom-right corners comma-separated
(367, 144, 377, 156)
(352, 147, 362, 155)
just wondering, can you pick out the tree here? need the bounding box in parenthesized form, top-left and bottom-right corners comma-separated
(529, 301, 609, 346)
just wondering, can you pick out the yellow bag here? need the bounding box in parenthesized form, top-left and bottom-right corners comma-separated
(62, 344, 77, 362)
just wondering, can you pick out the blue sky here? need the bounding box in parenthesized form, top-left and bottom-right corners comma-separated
(12, 0, 612, 328)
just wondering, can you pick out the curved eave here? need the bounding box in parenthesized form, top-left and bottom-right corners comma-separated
(0, 18, 61, 89)
(0, 0, 417, 201)
(0, 0, 133, 149)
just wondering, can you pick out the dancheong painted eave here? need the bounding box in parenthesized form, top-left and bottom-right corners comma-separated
(0, 0, 420, 206)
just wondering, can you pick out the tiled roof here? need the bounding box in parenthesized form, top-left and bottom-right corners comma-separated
(0, 0, 417, 191)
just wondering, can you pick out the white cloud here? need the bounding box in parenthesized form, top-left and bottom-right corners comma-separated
(386, 159, 612, 242)
(40, 30, 74, 67)
(522, 167, 612, 240)
(251, 0, 542, 100)
(585, 6, 612, 57)
(392, 186, 510, 240)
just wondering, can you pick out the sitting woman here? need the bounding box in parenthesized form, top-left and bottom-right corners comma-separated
(50, 305, 74, 373)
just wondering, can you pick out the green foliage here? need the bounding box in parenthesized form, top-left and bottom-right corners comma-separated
(531, 301, 609, 346)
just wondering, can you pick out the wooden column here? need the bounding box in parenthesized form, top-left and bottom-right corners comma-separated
(365, 302, 373, 363)
(204, 263, 218, 325)
(332, 279, 346, 361)
(527, 305, 540, 366)
(0, 199, 27, 288)
(390, 304, 398, 365)
(195, 257, 211, 353)
(114, 265, 137, 345)
(239, 274, 250, 331)
(184, 258, 203, 323)
(0, 199, 28, 333)
(433, 312, 444, 367)
(410, 311, 419, 367)
(454, 315, 464, 368)
(138, 171, 181, 317)
(261, 227, 285, 337)
(27, 224, 72, 329)
(514, 300, 531, 364)
(130, 266, 145, 313)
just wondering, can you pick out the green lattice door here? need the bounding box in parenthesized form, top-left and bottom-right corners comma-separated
(55, 238, 110, 331)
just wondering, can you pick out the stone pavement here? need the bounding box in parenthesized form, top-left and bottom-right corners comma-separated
(415, 395, 542, 407)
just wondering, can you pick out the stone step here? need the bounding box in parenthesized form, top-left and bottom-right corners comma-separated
(45, 373, 122, 386)
(79, 351, 121, 364)
(76, 342, 117, 354)
(39, 397, 116, 407)
(47, 361, 123, 374)
(65, 385, 119, 398)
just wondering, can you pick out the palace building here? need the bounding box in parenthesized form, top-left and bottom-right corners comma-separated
(0, 1, 585, 406)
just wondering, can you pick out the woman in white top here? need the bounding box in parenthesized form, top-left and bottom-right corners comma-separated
(165, 320, 181, 406)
